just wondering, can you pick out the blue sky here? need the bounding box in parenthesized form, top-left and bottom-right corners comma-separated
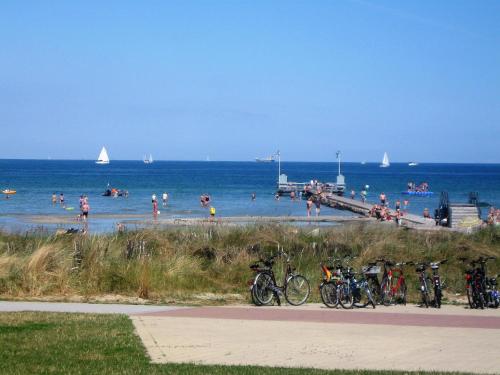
(0, 1, 499, 162)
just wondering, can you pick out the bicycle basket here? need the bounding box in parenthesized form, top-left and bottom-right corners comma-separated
(362, 265, 381, 275)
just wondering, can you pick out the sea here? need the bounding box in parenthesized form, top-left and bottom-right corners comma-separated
(1, 160, 499, 233)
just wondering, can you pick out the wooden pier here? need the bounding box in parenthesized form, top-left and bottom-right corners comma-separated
(315, 193, 436, 227)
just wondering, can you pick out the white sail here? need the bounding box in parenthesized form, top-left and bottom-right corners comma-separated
(149, 154, 153, 163)
(96, 147, 110, 164)
(380, 152, 390, 168)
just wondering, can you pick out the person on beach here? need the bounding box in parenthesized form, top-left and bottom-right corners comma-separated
(52, 193, 57, 204)
(395, 208, 402, 226)
(290, 191, 296, 201)
(379, 192, 386, 206)
(395, 199, 401, 211)
(360, 189, 367, 203)
(306, 198, 313, 217)
(59, 193, 65, 207)
(251, 192, 256, 201)
(162, 192, 168, 207)
(423, 208, 431, 218)
(403, 199, 409, 211)
(350, 190, 355, 199)
(315, 198, 321, 216)
(81, 199, 89, 222)
(152, 193, 157, 203)
(209, 206, 216, 220)
(153, 199, 158, 218)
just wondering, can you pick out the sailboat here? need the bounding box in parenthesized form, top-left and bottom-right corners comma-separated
(380, 152, 390, 168)
(408, 161, 418, 167)
(96, 147, 110, 164)
(143, 154, 153, 164)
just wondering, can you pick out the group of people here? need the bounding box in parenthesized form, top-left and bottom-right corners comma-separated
(487, 207, 500, 226)
(151, 192, 170, 218)
(306, 196, 322, 217)
(407, 181, 430, 192)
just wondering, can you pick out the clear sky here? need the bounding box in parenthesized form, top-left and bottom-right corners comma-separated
(0, 1, 499, 162)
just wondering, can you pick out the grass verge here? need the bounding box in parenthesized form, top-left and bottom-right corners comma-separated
(0, 311, 469, 375)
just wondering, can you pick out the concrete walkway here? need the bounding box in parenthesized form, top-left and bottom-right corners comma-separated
(132, 304, 500, 374)
(0, 301, 185, 314)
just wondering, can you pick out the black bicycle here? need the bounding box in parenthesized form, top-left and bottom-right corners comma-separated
(460, 256, 498, 309)
(250, 248, 310, 306)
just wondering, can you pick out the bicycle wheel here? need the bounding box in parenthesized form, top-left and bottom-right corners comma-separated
(284, 274, 310, 306)
(253, 272, 274, 306)
(380, 278, 393, 306)
(367, 277, 381, 304)
(250, 284, 262, 306)
(395, 279, 407, 305)
(320, 281, 339, 308)
(339, 282, 354, 309)
(434, 286, 442, 308)
(353, 282, 373, 308)
(466, 287, 476, 309)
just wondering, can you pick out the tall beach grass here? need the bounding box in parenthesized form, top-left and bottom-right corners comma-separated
(0, 224, 499, 304)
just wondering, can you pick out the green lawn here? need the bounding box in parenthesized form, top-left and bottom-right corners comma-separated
(0, 312, 468, 375)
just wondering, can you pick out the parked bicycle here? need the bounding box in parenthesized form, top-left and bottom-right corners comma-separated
(379, 259, 412, 306)
(415, 260, 447, 308)
(460, 256, 499, 309)
(250, 248, 310, 306)
(319, 257, 376, 309)
(319, 258, 342, 308)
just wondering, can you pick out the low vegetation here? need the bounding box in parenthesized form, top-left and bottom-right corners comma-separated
(0, 311, 471, 374)
(0, 224, 499, 304)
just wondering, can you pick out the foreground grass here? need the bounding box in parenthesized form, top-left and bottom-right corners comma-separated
(0, 311, 468, 375)
(0, 224, 499, 304)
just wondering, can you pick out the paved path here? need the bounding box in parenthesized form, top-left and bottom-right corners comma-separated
(132, 304, 500, 374)
(0, 301, 184, 314)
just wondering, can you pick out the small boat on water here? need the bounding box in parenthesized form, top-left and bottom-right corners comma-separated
(2, 189, 16, 195)
(401, 191, 434, 196)
(143, 154, 153, 164)
(408, 162, 418, 167)
(380, 152, 390, 168)
(96, 147, 110, 164)
(255, 155, 276, 163)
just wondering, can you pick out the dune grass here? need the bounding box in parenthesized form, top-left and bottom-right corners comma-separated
(0, 224, 499, 304)
(0, 311, 470, 375)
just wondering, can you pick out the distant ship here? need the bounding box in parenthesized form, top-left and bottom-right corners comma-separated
(408, 162, 418, 167)
(380, 152, 390, 168)
(96, 147, 110, 164)
(255, 155, 276, 163)
(360, 161, 366, 165)
(143, 154, 153, 164)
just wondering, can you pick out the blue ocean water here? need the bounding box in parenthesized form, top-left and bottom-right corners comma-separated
(0, 160, 499, 232)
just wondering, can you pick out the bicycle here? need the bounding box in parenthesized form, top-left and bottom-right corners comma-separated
(362, 261, 382, 303)
(319, 258, 342, 308)
(415, 260, 446, 308)
(250, 248, 310, 306)
(460, 256, 498, 309)
(379, 259, 412, 306)
(335, 257, 376, 309)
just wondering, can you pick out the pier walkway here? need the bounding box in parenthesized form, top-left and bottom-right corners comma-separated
(316, 193, 436, 227)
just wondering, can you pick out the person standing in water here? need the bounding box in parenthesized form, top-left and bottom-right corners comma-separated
(52, 193, 57, 204)
(315, 198, 321, 216)
(162, 192, 169, 207)
(350, 190, 355, 199)
(306, 198, 313, 217)
(59, 193, 65, 208)
(251, 192, 256, 201)
(379, 192, 386, 207)
(152, 198, 158, 219)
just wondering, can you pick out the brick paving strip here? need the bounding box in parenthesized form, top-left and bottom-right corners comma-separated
(136, 306, 500, 329)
